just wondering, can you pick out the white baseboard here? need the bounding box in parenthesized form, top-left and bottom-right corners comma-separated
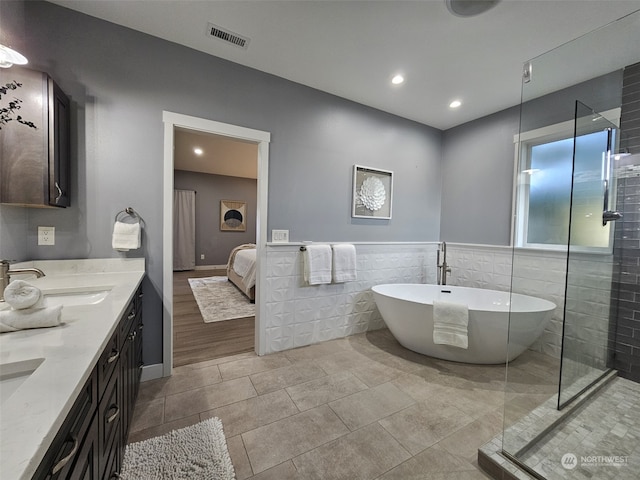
(141, 363, 165, 382)
(195, 264, 227, 270)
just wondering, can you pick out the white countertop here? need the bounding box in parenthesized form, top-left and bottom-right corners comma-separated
(0, 259, 145, 480)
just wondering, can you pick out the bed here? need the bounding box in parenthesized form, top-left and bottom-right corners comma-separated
(227, 243, 257, 302)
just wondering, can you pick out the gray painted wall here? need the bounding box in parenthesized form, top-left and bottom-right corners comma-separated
(440, 107, 520, 245)
(440, 71, 624, 246)
(174, 171, 257, 266)
(0, 1, 442, 364)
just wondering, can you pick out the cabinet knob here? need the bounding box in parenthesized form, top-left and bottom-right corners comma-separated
(107, 349, 120, 364)
(54, 182, 64, 203)
(106, 404, 120, 424)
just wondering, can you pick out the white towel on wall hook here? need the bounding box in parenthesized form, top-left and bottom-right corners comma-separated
(332, 244, 357, 283)
(303, 244, 332, 285)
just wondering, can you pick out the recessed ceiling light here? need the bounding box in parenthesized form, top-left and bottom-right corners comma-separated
(194, 147, 203, 155)
(391, 74, 404, 85)
(449, 100, 462, 109)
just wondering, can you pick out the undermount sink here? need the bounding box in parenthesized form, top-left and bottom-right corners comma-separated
(43, 289, 111, 307)
(0, 358, 44, 405)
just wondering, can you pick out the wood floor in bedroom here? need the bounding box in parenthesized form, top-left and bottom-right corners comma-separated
(173, 269, 255, 367)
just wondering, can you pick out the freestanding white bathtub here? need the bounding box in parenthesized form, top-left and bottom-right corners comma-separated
(371, 284, 556, 364)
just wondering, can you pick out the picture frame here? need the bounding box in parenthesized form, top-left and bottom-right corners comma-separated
(352, 165, 393, 219)
(220, 200, 247, 231)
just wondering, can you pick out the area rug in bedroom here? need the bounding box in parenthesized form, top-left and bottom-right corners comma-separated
(188, 276, 255, 323)
(120, 417, 236, 480)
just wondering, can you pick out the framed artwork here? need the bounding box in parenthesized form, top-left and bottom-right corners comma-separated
(352, 165, 393, 219)
(220, 200, 247, 231)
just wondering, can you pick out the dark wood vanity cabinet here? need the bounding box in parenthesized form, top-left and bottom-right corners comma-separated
(32, 286, 143, 480)
(0, 66, 70, 207)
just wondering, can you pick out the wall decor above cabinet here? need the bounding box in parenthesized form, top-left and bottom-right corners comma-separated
(0, 67, 70, 208)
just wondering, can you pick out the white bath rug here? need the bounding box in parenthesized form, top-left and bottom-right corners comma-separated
(188, 276, 255, 323)
(120, 417, 236, 480)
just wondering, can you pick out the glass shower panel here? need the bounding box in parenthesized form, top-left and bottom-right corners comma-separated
(557, 102, 618, 408)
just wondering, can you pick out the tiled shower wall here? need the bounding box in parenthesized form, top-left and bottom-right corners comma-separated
(612, 61, 640, 382)
(262, 243, 437, 354)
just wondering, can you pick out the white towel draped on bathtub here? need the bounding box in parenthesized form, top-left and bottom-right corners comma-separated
(432, 300, 469, 349)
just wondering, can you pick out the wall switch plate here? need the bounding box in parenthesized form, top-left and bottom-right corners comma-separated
(38, 226, 55, 245)
(200, 254, 205, 260)
(271, 229, 289, 243)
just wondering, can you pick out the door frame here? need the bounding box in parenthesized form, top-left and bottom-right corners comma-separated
(162, 111, 270, 377)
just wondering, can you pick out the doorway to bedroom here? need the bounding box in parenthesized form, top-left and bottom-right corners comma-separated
(172, 128, 258, 367)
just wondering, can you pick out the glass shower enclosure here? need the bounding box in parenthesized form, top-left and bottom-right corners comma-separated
(502, 9, 640, 480)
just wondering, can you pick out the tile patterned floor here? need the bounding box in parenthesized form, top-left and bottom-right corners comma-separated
(517, 377, 640, 480)
(128, 329, 557, 480)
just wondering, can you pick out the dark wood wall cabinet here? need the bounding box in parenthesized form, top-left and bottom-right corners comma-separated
(0, 66, 71, 207)
(32, 286, 143, 480)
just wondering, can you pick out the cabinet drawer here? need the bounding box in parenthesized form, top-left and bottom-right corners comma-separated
(67, 413, 99, 480)
(98, 368, 121, 474)
(118, 301, 137, 349)
(32, 370, 97, 479)
(97, 329, 119, 397)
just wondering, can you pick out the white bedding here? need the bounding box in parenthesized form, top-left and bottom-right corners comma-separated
(233, 248, 256, 278)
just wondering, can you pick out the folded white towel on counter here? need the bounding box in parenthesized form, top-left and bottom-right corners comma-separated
(0, 305, 63, 333)
(432, 300, 469, 349)
(112, 221, 141, 251)
(3, 280, 44, 310)
(331, 244, 357, 283)
(303, 244, 332, 285)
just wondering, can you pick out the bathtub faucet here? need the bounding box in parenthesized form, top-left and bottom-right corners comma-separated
(436, 242, 451, 285)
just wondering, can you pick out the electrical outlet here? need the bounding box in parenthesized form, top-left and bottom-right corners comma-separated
(272, 229, 289, 243)
(38, 226, 55, 246)
(200, 254, 205, 260)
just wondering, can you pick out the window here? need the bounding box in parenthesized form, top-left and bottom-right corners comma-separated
(513, 109, 620, 252)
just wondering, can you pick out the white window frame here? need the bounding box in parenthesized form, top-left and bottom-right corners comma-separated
(511, 108, 621, 253)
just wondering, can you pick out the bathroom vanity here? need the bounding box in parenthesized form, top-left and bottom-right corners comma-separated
(0, 259, 145, 480)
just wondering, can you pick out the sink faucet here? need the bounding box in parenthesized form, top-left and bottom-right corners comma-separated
(0, 260, 46, 302)
(436, 242, 451, 286)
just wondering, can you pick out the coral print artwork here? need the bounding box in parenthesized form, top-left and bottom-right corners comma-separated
(352, 165, 393, 219)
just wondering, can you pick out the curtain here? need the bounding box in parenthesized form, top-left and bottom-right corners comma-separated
(173, 189, 196, 271)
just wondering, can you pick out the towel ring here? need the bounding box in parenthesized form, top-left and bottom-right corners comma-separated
(115, 207, 144, 224)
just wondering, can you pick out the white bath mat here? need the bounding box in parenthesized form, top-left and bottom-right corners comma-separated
(188, 276, 255, 323)
(120, 417, 236, 480)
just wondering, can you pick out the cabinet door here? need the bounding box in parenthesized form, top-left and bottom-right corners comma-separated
(0, 68, 48, 205)
(48, 78, 70, 207)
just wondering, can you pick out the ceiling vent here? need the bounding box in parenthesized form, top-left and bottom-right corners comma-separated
(206, 22, 250, 50)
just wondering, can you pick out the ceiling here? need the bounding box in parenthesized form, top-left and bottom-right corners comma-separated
(48, 0, 640, 130)
(174, 128, 258, 179)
